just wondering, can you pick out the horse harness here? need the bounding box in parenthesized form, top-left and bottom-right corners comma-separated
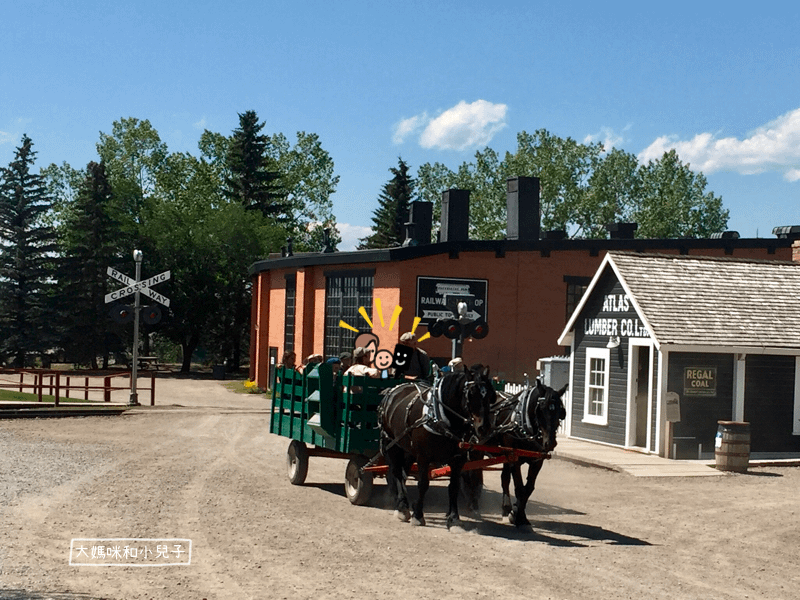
(379, 377, 478, 448)
(491, 386, 546, 449)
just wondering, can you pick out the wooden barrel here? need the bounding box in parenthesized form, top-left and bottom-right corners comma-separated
(715, 421, 750, 473)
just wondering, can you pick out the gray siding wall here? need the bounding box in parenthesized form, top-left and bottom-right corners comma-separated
(570, 270, 648, 447)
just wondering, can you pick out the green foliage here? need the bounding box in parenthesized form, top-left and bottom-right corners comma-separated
(46, 114, 341, 372)
(224, 110, 288, 219)
(96, 117, 168, 233)
(417, 129, 728, 239)
(265, 131, 341, 251)
(635, 150, 729, 238)
(0, 135, 58, 366)
(56, 161, 125, 367)
(359, 158, 415, 249)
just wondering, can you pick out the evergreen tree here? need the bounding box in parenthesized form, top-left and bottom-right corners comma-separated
(57, 161, 123, 368)
(0, 135, 58, 366)
(359, 158, 415, 249)
(224, 110, 288, 219)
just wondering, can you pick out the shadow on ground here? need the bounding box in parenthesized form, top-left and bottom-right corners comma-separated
(0, 591, 109, 600)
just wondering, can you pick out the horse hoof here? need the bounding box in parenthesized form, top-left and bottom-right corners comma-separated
(410, 516, 426, 527)
(394, 509, 411, 523)
(448, 522, 467, 534)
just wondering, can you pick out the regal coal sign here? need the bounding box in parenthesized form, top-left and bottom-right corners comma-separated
(684, 367, 717, 396)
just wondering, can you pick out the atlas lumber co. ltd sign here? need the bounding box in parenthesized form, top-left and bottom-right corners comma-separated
(583, 293, 650, 339)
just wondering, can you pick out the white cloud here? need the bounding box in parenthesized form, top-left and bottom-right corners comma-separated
(0, 130, 13, 145)
(420, 100, 508, 151)
(392, 113, 427, 144)
(584, 124, 631, 151)
(639, 107, 800, 181)
(336, 223, 373, 251)
(786, 169, 800, 182)
(393, 100, 508, 151)
(193, 116, 207, 130)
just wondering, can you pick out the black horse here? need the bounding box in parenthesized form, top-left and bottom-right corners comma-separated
(378, 366, 496, 530)
(491, 379, 567, 528)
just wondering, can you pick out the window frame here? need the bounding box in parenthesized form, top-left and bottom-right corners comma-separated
(583, 346, 610, 426)
(283, 274, 296, 354)
(323, 269, 374, 358)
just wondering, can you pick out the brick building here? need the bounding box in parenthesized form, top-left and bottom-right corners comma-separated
(248, 177, 797, 391)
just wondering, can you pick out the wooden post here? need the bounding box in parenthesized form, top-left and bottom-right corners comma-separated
(37, 374, 43, 402)
(55, 372, 60, 407)
(19, 371, 24, 393)
(104, 376, 111, 402)
(66, 376, 71, 399)
(85, 376, 90, 400)
(150, 373, 156, 406)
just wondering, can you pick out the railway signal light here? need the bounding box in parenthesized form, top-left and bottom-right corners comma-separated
(464, 319, 489, 339)
(109, 304, 134, 324)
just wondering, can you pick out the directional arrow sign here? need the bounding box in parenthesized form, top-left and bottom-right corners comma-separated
(105, 270, 171, 305)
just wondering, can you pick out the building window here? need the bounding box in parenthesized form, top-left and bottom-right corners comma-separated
(324, 270, 374, 358)
(283, 275, 296, 354)
(564, 275, 591, 322)
(584, 347, 609, 426)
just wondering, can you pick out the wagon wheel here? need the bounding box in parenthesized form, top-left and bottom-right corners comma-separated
(287, 440, 309, 485)
(344, 454, 373, 506)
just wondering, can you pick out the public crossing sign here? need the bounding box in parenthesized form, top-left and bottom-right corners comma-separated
(105, 267, 171, 307)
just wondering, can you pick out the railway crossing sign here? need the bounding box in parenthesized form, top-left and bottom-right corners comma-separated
(105, 268, 171, 307)
(105, 250, 170, 406)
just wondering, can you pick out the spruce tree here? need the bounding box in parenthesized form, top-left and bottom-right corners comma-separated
(0, 135, 58, 366)
(57, 161, 122, 368)
(359, 158, 415, 249)
(224, 110, 288, 219)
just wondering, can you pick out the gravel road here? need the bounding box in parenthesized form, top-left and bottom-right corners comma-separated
(1, 376, 799, 599)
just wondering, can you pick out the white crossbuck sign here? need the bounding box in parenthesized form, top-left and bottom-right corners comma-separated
(105, 267, 171, 307)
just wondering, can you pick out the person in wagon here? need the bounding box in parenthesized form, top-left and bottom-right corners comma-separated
(338, 351, 353, 371)
(398, 332, 431, 380)
(299, 353, 323, 374)
(448, 357, 465, 372)
(342, 346, 380, 396)
(278, 350, 297, 371)
(343, 347, 380, 378)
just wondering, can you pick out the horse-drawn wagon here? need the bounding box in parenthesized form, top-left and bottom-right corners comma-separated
(269, 362, 566, 528)
(270, 362, 396, 505)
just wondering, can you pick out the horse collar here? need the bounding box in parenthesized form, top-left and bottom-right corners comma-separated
(513, 387, 541, 442)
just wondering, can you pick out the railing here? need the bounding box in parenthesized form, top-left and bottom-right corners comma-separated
(0, 368, 156, 407)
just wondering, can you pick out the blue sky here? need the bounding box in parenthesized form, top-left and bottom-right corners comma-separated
(2, 2, 799, 249)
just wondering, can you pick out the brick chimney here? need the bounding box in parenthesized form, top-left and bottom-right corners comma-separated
(440, 189, 470, 242)
(403, 201, 432, 246)
(793, 240, 800, 263)
(506, 176, 540, 242)
(606, 222, 638, 239)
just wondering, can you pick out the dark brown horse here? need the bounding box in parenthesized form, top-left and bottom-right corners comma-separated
(492, 380, 567, 528)
(378, 367, 495, 531)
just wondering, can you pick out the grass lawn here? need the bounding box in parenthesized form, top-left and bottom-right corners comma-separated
(0, 389, 98, 403)
(223, 380, 269, 395)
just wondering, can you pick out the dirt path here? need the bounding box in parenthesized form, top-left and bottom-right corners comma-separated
(1, 378, 799, 599)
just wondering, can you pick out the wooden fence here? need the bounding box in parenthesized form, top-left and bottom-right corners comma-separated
(0, 369, 156, 407)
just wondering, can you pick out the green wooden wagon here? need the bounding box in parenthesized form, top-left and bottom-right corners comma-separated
(270, 362, 404, 505)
